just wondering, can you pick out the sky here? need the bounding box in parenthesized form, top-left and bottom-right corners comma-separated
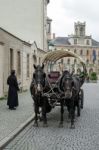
(47, 0, 99, 41)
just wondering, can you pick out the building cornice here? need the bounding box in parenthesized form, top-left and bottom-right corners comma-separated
(55, 45, 99, 49)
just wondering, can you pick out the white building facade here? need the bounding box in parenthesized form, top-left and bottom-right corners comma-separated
(0, 0, 49, 51)
(0, 0, 50, 97)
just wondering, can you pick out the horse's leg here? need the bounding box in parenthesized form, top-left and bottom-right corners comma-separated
(42, 97, 48, 127)
(38, 107, 43, 121)
(70, 99, 75, 129)
(59, 99, 64, 127)
(67, 104, 71, 123)
(33, 102, 39, 127)
(77, 97, 81, 117)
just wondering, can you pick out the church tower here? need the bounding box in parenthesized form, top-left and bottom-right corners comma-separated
(74, 21, 86, 36)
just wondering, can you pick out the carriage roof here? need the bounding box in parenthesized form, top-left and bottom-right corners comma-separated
(42, 50, 85, 65)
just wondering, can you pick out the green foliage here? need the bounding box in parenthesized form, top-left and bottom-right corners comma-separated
(0, 97, 5, 100)
(89, 72, 97, 80)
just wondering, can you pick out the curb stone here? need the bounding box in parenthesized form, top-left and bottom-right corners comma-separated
(0, 114, 35, 150)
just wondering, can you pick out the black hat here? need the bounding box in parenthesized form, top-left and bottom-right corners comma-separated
(11, 70, 15, 75)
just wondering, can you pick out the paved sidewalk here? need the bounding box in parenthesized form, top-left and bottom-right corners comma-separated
(0, 91, 34, 149)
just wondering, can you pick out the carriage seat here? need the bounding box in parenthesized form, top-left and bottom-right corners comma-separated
(47, 71, 60, 84)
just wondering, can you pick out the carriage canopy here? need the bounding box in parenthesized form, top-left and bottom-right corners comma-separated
(42, 50, 85, 65)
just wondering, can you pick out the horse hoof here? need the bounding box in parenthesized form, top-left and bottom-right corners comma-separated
(59, 123, 63, 128)
(70, 125, 75, 129)
(33, 122, 38, 127)
(43, 123, 48, 127)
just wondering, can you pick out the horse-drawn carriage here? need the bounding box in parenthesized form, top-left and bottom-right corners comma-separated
(30, 50, 86, 128)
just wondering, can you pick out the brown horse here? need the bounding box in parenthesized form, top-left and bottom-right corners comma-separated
(59, 70, 84, 128)
(30, 64, 51, 127)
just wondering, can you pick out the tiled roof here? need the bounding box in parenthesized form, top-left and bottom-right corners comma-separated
(92, 39, 99, 46)
(49, 37, 71, 46)
(49, 36, 99, 47)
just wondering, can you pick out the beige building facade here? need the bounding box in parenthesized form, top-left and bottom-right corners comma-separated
(49, 22, 99, 76)
(0, 28, 46, 97)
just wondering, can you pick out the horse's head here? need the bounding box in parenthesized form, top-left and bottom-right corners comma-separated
(61, 71, 74, 99)
(33, 64, 46, 93)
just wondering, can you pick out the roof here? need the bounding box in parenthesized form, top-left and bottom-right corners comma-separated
(0, 27, 31, 46)
(92, 39, 99, 46)
(49, 36, 99, 47)
(42, 49, 85, 65)
(49, 37, 71, 46)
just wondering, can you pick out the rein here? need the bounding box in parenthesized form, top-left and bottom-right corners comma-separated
(43, 76, 62, 99)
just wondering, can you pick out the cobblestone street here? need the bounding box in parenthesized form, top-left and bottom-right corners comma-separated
(4, 83, 99, 150)
(0, 91, 33, 143)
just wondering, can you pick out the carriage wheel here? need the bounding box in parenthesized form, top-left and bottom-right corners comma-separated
(80, 89, 84, 109)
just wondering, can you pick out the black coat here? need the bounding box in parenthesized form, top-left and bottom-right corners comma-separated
(7, 74, 19, 108)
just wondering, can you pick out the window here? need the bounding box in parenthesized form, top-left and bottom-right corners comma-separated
(80, 27, 83, 36)
(67, 58, 70, 64)
(74, 49, 76, 53)
(86, 50, 89, 56)
(80, 49, 83, 56)
(27, 54, 29, 77)
(17, 51, 21, 76)
(75, 27, 78, 35)
(74, 39, 77, 44)
(61, 59, 63, 64)
(86, 40, 89, 45)
(74, 59, 77, 64)
(10, 48, 13, 72)
(86, 59, 89, 64)
(47, 23, 50, 33)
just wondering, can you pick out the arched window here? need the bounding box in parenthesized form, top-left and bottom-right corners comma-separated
(80, 27, 83, 36)
(86, 59, 89, 64)
(89, 68, 93, 74)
